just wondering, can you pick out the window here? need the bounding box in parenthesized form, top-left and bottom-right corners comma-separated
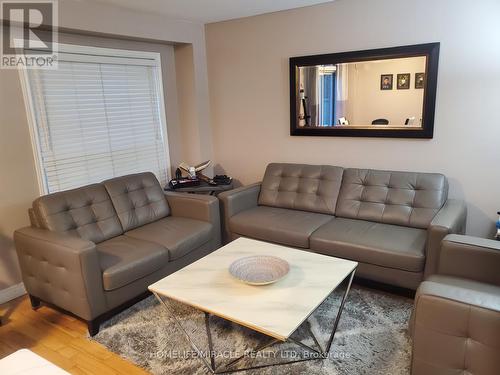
(21, 44, 170, 194)
(318, 66, 336, 126)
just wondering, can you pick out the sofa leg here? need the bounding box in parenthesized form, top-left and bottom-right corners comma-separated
(87, 319, 100, 336)
(29, 295, 41, 310)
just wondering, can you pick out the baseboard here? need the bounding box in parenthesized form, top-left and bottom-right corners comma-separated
(0, 283, 27, 304)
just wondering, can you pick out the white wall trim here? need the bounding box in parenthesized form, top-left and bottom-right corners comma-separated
(18, 65, 47, 196)
(0, 283, 27, 305)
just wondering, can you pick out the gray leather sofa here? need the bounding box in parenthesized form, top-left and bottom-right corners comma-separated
(14, 172, 220, 335)
(219, 163, 467, 289)
(410, 234, 500, 374)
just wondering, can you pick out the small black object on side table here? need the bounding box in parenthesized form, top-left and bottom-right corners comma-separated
(165, 180, 233, 196)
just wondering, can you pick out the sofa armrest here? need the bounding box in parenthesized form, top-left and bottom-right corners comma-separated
(165, 192, 221, 247)
(438, 234, 500, 286)
(13, 227, 106, 320)
(165, 192, 219, 222)
(425, 199, 467, 277)
(218, 183, 261, 242)
(219, 183, 261, 218)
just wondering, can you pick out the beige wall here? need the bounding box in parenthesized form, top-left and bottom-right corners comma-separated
(206, 0, 500, 237)
(175, 44, 205, 165)
(0, 65, 40, 291)
(345, 57, 426, 125)
(0, 0, 213, 292)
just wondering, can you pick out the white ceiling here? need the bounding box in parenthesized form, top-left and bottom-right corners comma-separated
(90, 0, 334, 23)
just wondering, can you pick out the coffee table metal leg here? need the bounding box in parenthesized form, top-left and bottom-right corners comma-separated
(218, 355, 318, 374)
(304, 320, 324, 353)
(205, 312, 216, 371)
(222, 337, 280, 371)
(325, 270, 355, 354)
(153, 292, 216, 373)
(154, 268, 356, 374)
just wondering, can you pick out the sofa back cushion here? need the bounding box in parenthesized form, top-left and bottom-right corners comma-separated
(103, 172, 170, 231)
(336, 168, 448, 229)
(258, 163, 344, 215)
(33, 184, 123, 243)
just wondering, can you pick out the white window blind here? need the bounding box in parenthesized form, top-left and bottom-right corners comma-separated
(24, 45, 170, 194)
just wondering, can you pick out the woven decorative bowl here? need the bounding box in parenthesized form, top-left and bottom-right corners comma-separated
(229, 255, 290, 285)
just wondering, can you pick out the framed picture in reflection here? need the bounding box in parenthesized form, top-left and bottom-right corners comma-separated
(380, 74, 393, 90)
(415, 72, 425, 89)
(397, 73, 410, 89)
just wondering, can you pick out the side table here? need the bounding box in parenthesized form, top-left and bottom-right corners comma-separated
(165, 181, 233, 196)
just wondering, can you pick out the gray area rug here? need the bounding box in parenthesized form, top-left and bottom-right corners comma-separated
(91, 285, 413, 374)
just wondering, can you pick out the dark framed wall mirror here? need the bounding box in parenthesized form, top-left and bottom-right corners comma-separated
(290, 43, 440, 138)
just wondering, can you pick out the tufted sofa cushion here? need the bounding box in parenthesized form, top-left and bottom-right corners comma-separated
(310, 218, 427, 272)
(103, 172, 170, 232)
(336, 169, 448, 229)
(258, 163, 344, 215)
(33, 184, 123, 244)
(230, 206, 333, 248)
(96, 235, 169, 291)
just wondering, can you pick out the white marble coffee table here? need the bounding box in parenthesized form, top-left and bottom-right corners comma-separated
(149, 237, 357, 374)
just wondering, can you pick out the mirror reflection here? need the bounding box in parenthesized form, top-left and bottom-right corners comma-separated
(296, 56, 427, 128)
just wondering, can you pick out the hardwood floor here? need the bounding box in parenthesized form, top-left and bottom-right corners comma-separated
(0, 295, 149, 374)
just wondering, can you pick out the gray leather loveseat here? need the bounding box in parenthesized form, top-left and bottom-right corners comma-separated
(219, 163, 466, 289)
(14, 172, 220, 335)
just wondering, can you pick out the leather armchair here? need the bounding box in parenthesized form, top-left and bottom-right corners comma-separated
(410, 234, 500, 375)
